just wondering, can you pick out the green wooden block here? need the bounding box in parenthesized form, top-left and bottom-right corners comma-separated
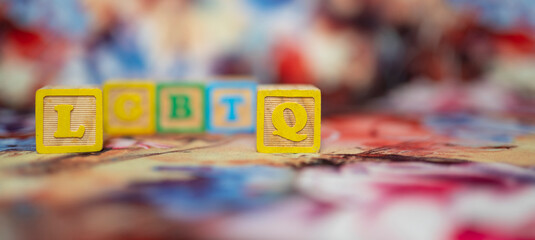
(156, 83, 206, 133)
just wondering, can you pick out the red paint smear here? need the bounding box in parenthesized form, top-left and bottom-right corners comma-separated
(273, 40, 313, 84)
(454, 227, 535, 240)
(0, 11, 69, 62)
(322, 114, 449, 148)
(1, 20, 71, 92)
(324, 114, 430, 138)
(9, 29, 47, 59)
(375, 180, 457, 200)
(375, 173, 519, 201)
(494, 31, 535, 54)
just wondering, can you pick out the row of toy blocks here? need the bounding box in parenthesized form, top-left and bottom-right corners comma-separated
(103, 81, 257, 135)
(35, 82, 321, 154)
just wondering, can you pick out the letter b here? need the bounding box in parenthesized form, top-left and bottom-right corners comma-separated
(170, 95, 192, 119)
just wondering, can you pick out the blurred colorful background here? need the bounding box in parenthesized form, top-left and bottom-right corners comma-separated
(2, 0, 535, 112)
(2, 1, 535, 240)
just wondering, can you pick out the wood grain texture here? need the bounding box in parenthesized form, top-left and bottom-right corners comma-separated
(157, 85, 205, 132)
(43, 96, 97, 146)
(263, 97, 315, 147)
(206, 81, 257, 133)
(258, 84, 319, 90)
(35, 88, 103, 154)
(256, 84, 321, 153)
(211, 89, 253, 128)
(104, 82, 155, 135)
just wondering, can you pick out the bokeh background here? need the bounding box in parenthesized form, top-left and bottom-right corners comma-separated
(3, 1, 535, 240)
(1, 0, 535, 113)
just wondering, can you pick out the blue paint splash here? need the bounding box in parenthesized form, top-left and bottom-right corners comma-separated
(99, 166, 294, 219)
(0, 137, 36, 151)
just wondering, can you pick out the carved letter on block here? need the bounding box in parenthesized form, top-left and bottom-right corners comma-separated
(207, 81, 256, 133)
(257, 85, 321, 153)
(104, 81, 155, 135)
(35, 87, 103, 153)
(156, 83, 205, 133)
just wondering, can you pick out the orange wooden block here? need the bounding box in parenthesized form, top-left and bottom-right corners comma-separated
(103, 81, 155, 135)
(35, 87, 103, 153)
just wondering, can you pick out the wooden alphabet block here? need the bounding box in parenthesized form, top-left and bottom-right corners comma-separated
(206, 81, 256, 133)
(103, 81, 155, 135)
(156, 83, 205, 133)
(256, 85, 321, 153)
(35, 87, 103, 153)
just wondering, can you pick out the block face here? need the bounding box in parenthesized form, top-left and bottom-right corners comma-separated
(156, 83, 205, 133)
(207, 81, 257, 133)
(35, 88, 103, 153)
(263, 96, 315, 147)
(43, 96, 97, 146)
(257, 85, 321, 153)
(104, 81, 155, 135)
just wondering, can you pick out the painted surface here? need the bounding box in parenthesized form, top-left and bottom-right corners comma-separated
(2, 110, 535, 239)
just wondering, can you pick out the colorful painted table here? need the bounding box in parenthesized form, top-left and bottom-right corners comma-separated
(1, 111, 535, 239)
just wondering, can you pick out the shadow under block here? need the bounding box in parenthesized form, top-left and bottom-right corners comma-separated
(104, 81, 155, 135)
(35, 87, 103, 153)
(156, 83, 205, 133)
(207, 81, 257, 133)
(256, 85, 321, 153)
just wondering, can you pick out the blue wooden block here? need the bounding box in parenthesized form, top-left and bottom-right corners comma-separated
(206, 81, 257, 133)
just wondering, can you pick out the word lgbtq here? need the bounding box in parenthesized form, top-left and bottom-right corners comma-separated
(35, 81, 321, 154)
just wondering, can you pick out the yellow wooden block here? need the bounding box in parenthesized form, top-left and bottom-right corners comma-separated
(103, 81, 155, 135)
(257, 84, 321, 153)
(35, 87, 103, 153)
